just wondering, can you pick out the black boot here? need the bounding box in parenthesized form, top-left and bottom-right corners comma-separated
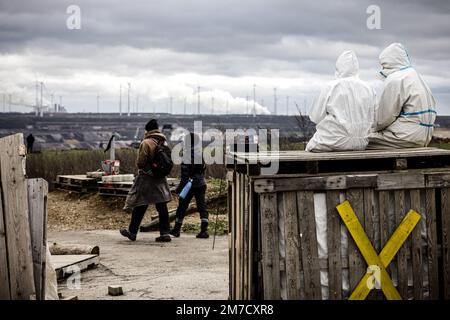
(120, 228, 136, 241)
(196, 222, 209, 239)
(155, 234, 171, 242)
(170, 222, 182, 238)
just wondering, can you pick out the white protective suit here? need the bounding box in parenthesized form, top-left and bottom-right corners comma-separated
(306, 51, 376, 152)
(368, 43, 437, 149)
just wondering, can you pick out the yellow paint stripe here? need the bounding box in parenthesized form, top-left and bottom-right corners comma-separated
(349, 209, 421, 300)
(336, 201, 402, 300)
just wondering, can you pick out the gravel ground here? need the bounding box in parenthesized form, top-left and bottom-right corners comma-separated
(49, 230, 229, 300)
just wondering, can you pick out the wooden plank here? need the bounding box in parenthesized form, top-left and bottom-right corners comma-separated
(379, 191, 390, 252)
(363, 189, 378, 300)
(0, 171, 11, 299)
(346, 189, 366, 293)
(326, 190, 342, 300)
(363, 189, 377, 250)
(235, 173, 241, 299)
(377, 173, 425, 190)
(283, 192, 301, 299)
(253, 175, 377, 193)
(346, 175, 379, 189)
(260, 193, 281, 299)
(27, 179, 48, 300)
(425, 189, 439, 299)
(426, 173, 450, 188)
(227, 178, 232, 300)
(336, 200, 402, 300)
(240, 173, 245, 299)
(243, 174, 249, 299)
(51, 254, 99, 280)
(56, 175, 97, 182)
(410, 189, 423, 300)
(247, 180, 254, 299)
(230, 172, 237, 300)
(297, 191, 321, 299)
(277, 193, 286, 299)
(440, 188, 450, 299)
(346, 206, 421, 300)
(0, 134, 35, 300)
(394, 190, 408, 299)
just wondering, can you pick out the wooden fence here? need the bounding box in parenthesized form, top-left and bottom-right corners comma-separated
(228, 149, 450, 300)
(0, 133, 48, 300)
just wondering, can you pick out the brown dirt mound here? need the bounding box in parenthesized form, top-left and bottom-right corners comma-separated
(47, 179, 228, 232)
(47, 191, 179, 231)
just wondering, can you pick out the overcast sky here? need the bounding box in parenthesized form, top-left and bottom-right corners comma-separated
(0, 0, 449, 115)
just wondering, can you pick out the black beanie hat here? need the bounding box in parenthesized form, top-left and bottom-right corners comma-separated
(145, 119, 158, 131)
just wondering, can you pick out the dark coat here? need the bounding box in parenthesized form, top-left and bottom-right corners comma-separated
(123, 130, 172, 210)
(175, 146, 206, 194)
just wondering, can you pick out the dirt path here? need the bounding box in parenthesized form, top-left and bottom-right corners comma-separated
(49, 230, 229, 300)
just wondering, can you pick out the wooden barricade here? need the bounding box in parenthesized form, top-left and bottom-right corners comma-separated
(228, 148, 450, 300)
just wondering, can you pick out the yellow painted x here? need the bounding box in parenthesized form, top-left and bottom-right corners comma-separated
(336, 200, 421, 300)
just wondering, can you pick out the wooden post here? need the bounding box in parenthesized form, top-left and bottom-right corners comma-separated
(0, 133, 35, 299)
(260, 193, 281, 299)
(27, 178, 48, 300)
(326, 190, 342, 300)
(441, 188, 450, 299)
(410, 189, 423, 300)
(346, 189, 365, 293)
(425, 189, 439, 299)
(297, 191, 321, 299)
(0, 173, 11, 299)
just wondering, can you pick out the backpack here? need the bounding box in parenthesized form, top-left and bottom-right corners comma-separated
(149, 138, 173, 177)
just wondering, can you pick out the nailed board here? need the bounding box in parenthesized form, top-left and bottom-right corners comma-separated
(0, 133, 36, 300)
(51, 254, 99, 280)
(27, 178, 48, 300)
(0, 165, 10, 299)
(55, 174, 99, 193)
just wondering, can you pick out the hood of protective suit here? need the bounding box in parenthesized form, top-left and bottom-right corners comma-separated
(379, 43, 411, 77)
(335, 50, 359, 78)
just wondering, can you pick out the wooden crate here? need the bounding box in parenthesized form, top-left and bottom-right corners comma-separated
(227, 148, 450, 300)
(54, 175, 98, 193)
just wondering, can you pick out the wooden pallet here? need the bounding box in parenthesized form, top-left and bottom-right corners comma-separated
(98, 178, 180, 198)
(228, 148, 450, 300)
(51, 254, 99, 280)
(54, 175, 99, 193)
(227, 147, 450, 175)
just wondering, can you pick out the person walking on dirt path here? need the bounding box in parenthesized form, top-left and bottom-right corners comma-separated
(26, 133, 35, 153)
(120, 119, 173, 242)
(170, 132, 209, 239)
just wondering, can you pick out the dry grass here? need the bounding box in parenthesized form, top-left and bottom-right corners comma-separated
(26, 148, 227, 190)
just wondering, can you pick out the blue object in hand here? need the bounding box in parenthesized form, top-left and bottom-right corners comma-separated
(179, 179, 193, 199)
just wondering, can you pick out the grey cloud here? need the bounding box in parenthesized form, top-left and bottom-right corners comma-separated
(0, 0, 449, 113)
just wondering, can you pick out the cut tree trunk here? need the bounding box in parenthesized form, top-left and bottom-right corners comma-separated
(49, 243, 99, 255)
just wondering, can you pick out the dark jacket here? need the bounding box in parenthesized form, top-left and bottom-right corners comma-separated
(176, 146, 206, 193)
(123, 130, 172, 209)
